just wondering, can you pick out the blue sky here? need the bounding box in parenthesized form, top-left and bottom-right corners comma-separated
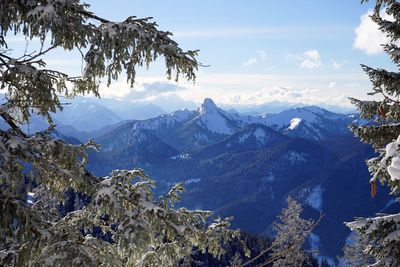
(7, 1, 394, 112)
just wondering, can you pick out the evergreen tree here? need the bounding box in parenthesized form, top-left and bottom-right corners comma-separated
(347, 0, 400, 266)
(0, 1, 238, 266)
(339, 233, 374, 267)
(269, 197, 319, 267)
(240, 197, 319, 267)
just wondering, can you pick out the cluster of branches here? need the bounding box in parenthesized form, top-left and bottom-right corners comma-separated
(346, 0, 400, 266)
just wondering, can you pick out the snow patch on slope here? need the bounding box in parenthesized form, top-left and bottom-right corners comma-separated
(318, 256, 336, 267)
(238, 132, 251, 143)
(288, 118, 302, 130)
(285, 150, 307, 164)
(253, 128, 266, 143)
(170, 108, 193, 122)
(197, 102, 235, 135)
(262, 173, 275, 183)
(308, 233, 321, 250)
(263, 107, 319, 128)
(170, 153, 191, 160)
(194, 132, 209, 142)
(185, 178, 201, 185)
(306, 185, 323, 211)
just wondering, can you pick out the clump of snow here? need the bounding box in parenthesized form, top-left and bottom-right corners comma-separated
(372, 134, 400, 183)
(382, 135, 400, 181)
(27, 2, 58, 21)
(288, 118, 302, 130)
(306, 185, 323, 211)
(347, 213, 400, 231)
(27, 192, 35, 204)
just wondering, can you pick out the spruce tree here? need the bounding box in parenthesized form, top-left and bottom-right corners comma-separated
(0, 1, 238, 266)
(269, 197, 318, 267)
(346, 0, 400, 266)
(240, 197, 319, 267)
(339, 233, 374, 267)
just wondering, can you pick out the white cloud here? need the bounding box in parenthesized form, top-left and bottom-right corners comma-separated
(221, 86, 319, 106)
(332, 61, 343, 70)
(242, 57, 257, 66)
(257, 50, 267, 61)
(353, 10, 392, 55)
(287, 50, 322, 69)
(95, 71, 369, 110)
(243, 50, 267, 67)
(303, 50, 320, 61)
(329, 82, 337, 88)
(299, 49, 322, 69)
(98, 77, 185, 100)
(300, 59, 320, 69)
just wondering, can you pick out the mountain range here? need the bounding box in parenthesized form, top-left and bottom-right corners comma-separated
(5, 97, 396, 265)
(74, 98, 395, 264)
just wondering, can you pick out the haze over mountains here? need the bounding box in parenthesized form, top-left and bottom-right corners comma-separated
(8, 97, 397, 264)
(9, 94, 355, 134)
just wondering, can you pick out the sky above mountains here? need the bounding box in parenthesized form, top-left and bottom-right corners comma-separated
(6, 1, 393, 112)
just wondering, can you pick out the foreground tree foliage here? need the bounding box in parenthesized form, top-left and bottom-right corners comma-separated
(347, 0, 400, 266)
(0, 1, 239, 266)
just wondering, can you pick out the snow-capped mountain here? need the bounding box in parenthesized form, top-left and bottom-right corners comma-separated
(195, 98, 243, 135)
(261, 106, 350, 140)
(88, 98, 352, 151)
